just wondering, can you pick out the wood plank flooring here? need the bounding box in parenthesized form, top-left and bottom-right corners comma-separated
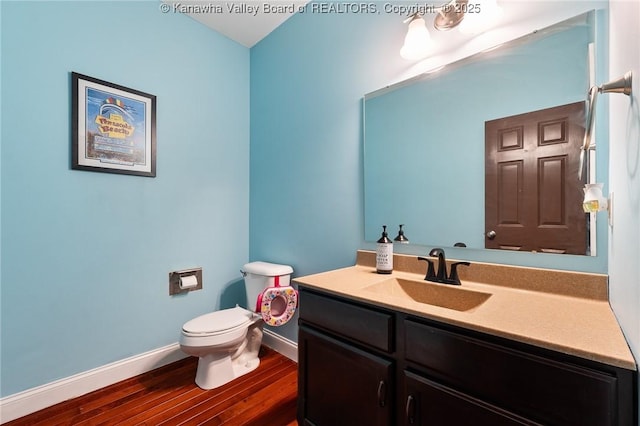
(3, 347, 298, 426)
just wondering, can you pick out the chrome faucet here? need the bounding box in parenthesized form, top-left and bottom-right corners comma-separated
(417, 248, 470, 285)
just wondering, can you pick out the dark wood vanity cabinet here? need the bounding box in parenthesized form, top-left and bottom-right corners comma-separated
(297, 290, 395, 426)
(403, 319, 634, 425)
(297, 288, 637, 426)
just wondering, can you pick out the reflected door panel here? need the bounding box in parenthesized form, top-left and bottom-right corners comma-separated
(485, 101, 586, 254)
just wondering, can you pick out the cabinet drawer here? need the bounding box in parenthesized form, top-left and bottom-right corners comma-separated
(404, 319, 619, 426)
(299, 289, 394, 352)
(403, 370, 539, 425)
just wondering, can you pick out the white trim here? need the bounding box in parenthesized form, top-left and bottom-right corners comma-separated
(0, 343, 188, 423)
(262, 329, 298, 363)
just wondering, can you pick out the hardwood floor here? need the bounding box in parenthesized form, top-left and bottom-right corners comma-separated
(3, 347, 298, 426)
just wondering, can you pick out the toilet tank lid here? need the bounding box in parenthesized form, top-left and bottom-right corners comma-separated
(243, 261, 293, 276)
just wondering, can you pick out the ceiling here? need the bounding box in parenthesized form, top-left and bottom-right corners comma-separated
(163, 1, 309, 47)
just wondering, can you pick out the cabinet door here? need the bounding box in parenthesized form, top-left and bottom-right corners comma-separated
(298, 326, 393, 426)
(402, 371, 540, 426)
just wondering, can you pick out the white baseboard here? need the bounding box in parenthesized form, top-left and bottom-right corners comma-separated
(0, 335, 298, 423)
(262, 329, 299, 362)
(0, 343, 188, 424)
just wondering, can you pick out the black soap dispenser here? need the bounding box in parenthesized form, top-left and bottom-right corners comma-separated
(394, 224, 409, 244)
(376, 225, 393, 274)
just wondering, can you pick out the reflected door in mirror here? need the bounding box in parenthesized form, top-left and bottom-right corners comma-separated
(485, 102, 586, 254)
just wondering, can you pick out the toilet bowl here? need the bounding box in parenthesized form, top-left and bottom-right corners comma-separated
(180, 306, 263, 389)
(179, 261, 294, 390)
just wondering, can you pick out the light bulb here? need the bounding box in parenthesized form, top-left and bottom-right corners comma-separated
(400, 15, 433, 60)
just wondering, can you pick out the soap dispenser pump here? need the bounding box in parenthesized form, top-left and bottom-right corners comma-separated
(394, 224, 409, 244)
(376, 225, 393, 274)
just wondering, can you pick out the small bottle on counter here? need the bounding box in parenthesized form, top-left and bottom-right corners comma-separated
(376, 225, 393, 274)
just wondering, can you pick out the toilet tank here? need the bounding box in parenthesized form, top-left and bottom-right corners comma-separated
(242, 261, 293, 311)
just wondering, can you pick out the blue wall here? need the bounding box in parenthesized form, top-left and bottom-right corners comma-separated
(250, 9, 416, 270)
(1, 1, 249, 396)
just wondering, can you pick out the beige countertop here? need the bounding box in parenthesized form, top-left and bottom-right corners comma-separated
(294, 250, 636, 370)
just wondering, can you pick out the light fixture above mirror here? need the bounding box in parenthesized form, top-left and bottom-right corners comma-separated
(434, 0, 468, 31)
(400, 0, 504, 60)
(400, 13, 434, 60)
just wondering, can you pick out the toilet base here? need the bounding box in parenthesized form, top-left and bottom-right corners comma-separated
(193, 319, 264, 390)
(195, 354, 261, 390)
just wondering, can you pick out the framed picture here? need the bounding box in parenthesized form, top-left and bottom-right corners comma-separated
(72, 72, 156, 177)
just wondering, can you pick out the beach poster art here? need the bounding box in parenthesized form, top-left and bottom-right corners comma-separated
(86, 91, 145, 165)
(72, 73, 156, 177)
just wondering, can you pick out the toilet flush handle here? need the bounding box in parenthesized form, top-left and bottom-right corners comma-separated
(240, 270, 247, 277)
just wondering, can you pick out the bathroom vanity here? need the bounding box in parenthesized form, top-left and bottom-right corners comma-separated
(295, 251, 637, 426)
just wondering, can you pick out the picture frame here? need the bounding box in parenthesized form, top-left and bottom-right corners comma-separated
(72, 72, 156, 177)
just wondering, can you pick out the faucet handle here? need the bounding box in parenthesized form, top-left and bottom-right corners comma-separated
(417, 257, 436, 281)
(447, 262, 471, 285)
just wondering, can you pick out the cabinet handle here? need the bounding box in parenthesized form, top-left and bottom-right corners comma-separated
(377, 380, 386, 407)
(405, 395, 416, 424)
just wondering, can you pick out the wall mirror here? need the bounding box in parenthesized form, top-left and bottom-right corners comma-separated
(364, 11, 606, 257)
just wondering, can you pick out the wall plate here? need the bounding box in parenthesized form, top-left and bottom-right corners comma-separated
(169, 268, 203, 295)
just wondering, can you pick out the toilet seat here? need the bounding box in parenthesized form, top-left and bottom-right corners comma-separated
(182, 306, 252, 337)
(257, 276, 298, 326)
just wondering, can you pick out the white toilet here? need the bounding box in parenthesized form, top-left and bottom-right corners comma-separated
(179, 261, 294, 390)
